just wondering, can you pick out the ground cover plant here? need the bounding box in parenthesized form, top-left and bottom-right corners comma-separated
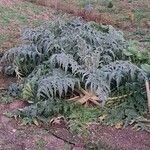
(1, 16, 150, 133)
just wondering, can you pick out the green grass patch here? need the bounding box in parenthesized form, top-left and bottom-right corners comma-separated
(133, 9, 150, 22)
(65, 104, 100, 134)
(0, 33, 11, 43)
(31, 19, 47, 27)
(133, 28, 147, 36)
(118, 14, 130, 21)
(0, 5, 28, 26)
(34, 139, 48, 150)
(14, 1, 45, 15)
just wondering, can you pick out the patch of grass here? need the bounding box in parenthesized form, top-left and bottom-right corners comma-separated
(15, 1, 45, 15)
(75, 0, 111, 8)
(143, 34, 150, 42)
(118, 14, 130, 21)
(0, 33, 11, 43)
(62, 143, 73, 150)
(85, 140, 114, 150)
(34, 139, 48, 150)
(0, 1, 50, 28)
(0, 6, 28, 26)
(133, 28, 147, 36)
(0, 90, 13, 103)
(31, 19, 46, 27)
(65, 104, 100, 135)
(76, 0, 95, 7)
(98, 7, 112, 13)
(132, 28, 150, 42)
(0, 1, 55, 52)
(133, 9, 150, 23)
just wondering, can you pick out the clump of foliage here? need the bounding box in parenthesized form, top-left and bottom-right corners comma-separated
(0, 83, 21, 103)
(34, 139, 48, 150)
(11, 98, 100, 134)
(99, 82, 149, 130)
(1, 16, 149, 132)
(0, 90, 13, 103)
(123, 40, 150, 64)
(107, 1, 113, 8)
(123, 40, 150, 74)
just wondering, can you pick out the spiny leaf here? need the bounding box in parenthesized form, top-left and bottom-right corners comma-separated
(50, 53, 80, 73)
(37, 69, 80, 99)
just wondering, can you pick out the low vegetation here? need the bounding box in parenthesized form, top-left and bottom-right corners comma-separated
(0, 1, 53, 52)
(1, 16, 150, 133)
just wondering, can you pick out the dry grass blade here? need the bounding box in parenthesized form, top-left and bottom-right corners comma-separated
(67, 88, 100, 106)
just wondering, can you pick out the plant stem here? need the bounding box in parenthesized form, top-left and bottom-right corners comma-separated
(145, 80, 150, 113)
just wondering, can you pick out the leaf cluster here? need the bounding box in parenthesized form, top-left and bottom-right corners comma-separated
(99, 82, 150, 132)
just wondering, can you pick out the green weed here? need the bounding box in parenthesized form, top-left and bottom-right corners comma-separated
(133, 28, 147, 36)
(134, 9, 150, 23)
(35, 139, 47, 150)
(0, 90, 13, 103)
(0, 6, 28, 26)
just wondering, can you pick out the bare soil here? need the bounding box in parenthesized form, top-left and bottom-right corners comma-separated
(0, 105, 150, 150)
(0, 112, 73, 150)
(88, 124, 150, 150)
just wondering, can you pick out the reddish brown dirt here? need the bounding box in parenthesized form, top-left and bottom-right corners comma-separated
(88, 124, 150, 150)
(0, 100, 83, 149)
(0, 74, 17, 90)
(0, 113, 70, 149)
(0, 100, 85, 149)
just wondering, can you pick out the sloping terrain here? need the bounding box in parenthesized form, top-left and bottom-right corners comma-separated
(0, 1, 150, 150)
(31, 0, 150, 50)
(0, 103, 75, 150)
(0, 0, 55, 52)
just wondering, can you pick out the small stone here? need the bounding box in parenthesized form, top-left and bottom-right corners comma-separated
(12, 129, 17, 132)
